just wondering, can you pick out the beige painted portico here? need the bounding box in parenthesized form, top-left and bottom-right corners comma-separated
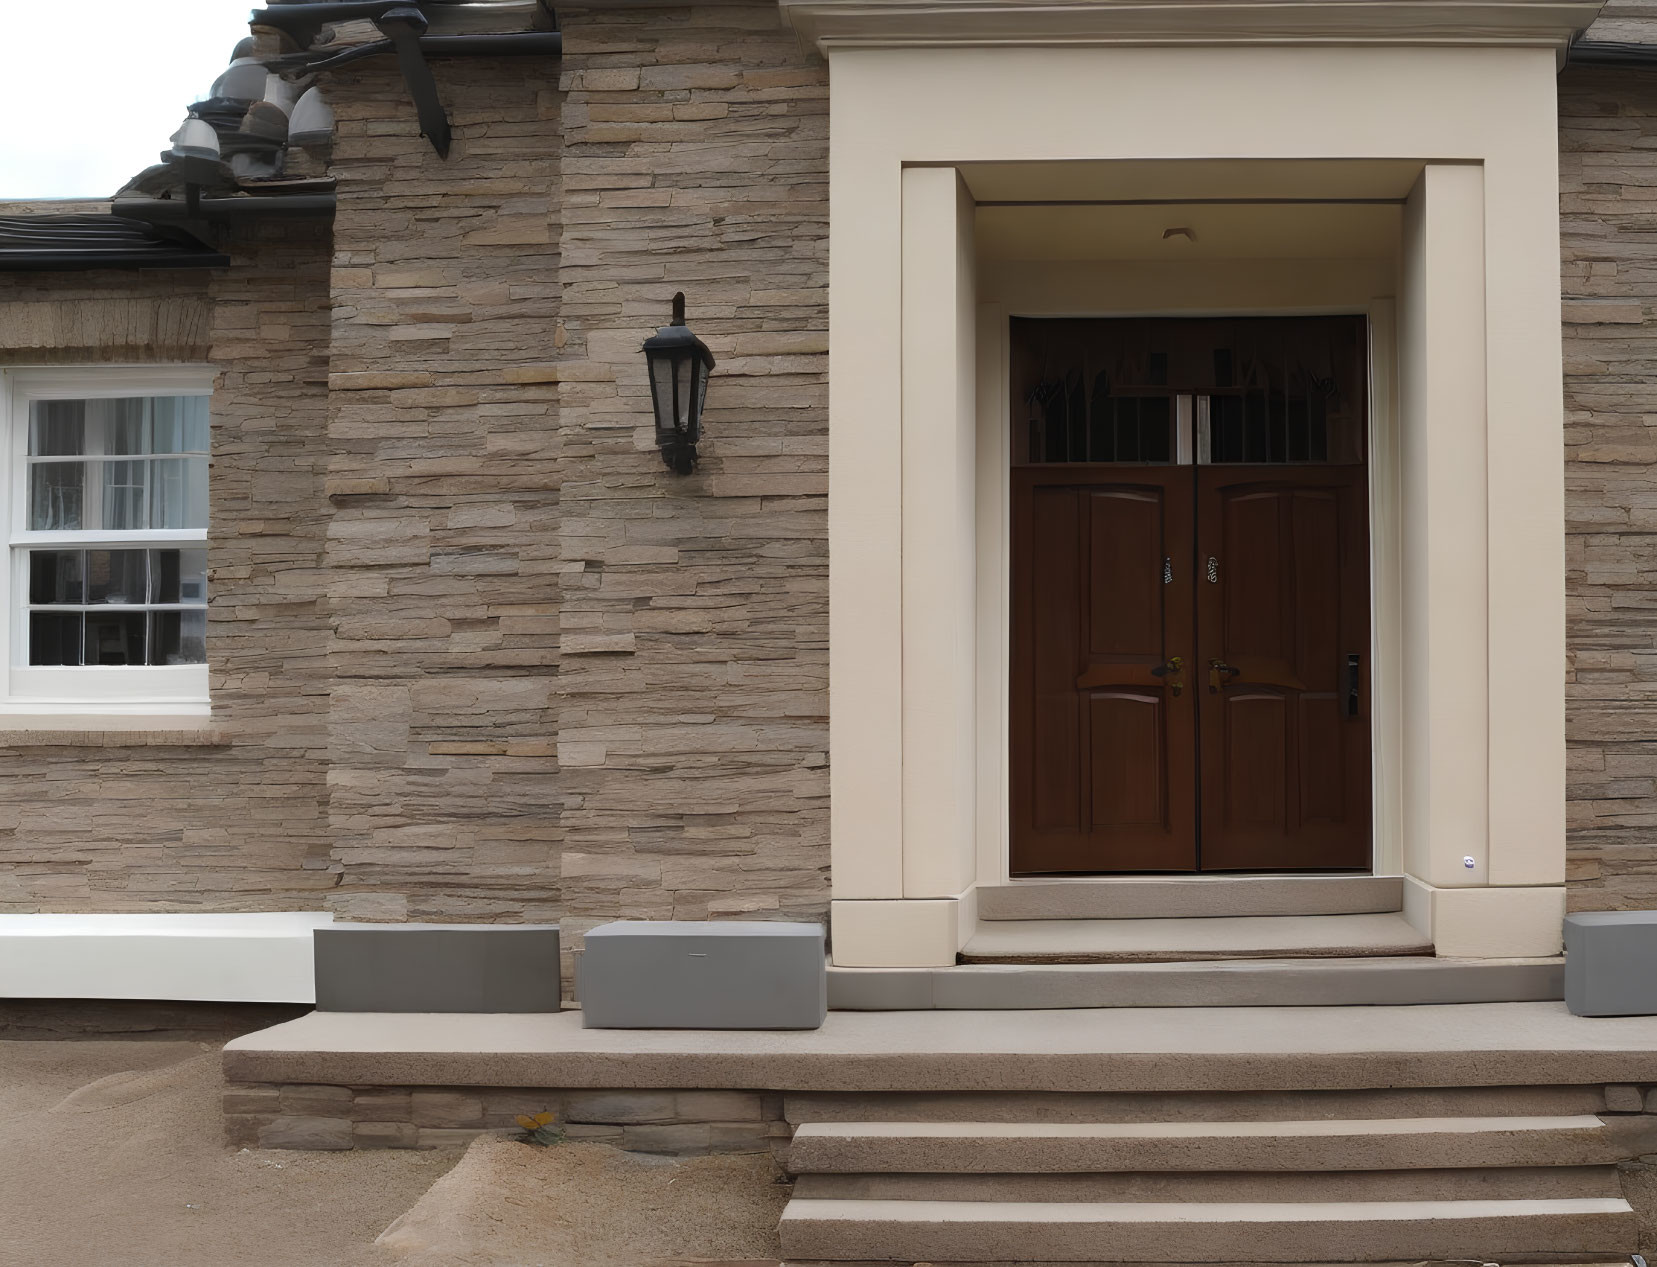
(781, 0, 1595, 968)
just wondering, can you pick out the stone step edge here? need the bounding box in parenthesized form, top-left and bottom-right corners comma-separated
(827, 956, 1564, 1010)
(778, 1198, 1638, 1265)
(780, 1260, 1636, 1267)
(789, 1162, 1626, 1203)
(778, 1195, 1635, 1222)
(785, 1114, 1616, 1173)
(791, 1113, 1605, 1141)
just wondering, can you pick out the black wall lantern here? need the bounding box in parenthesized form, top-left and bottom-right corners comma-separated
(642, 292, 715, 475)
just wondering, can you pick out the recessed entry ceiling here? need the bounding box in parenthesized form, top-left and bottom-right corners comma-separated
(976, 201, 1403, 262)
(956, 158, 1427, 203)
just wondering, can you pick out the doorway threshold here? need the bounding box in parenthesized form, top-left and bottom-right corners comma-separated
(979, 873, 1400, 922)
(961, 911, 1430, 964)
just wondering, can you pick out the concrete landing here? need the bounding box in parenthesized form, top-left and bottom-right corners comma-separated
(827, 956, 1562, 1009)
(961, 913, 1432, 964)
(223, 1002, 1657, 1092)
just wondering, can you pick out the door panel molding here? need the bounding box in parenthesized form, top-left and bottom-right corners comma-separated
(1010, 466, 1196, 873)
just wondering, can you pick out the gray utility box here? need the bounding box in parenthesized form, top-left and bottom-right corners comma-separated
(314, 922, 561, 1013)
(579, 920, 826, 1030)
(1564, 911, 1657, 1016)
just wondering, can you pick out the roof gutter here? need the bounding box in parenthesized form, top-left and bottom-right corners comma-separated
(266, 29, 563, 74)
(1565, 39, 1657, 66)
(110, 194, 338, 223)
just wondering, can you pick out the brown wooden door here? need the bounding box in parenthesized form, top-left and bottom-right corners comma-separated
(1194, 466, 1371, 870)
(1010, 467, 1197, 873)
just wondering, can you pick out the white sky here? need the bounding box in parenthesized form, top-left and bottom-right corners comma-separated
(0, 2, 254, 200)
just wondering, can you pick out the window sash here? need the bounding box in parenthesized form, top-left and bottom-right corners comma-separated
(1, 368, 213, 714)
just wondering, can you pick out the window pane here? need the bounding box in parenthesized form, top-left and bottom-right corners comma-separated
(28, 462, 84, 530)
(85, 550, 146, 605)
(28, 551, 83, 605)
(100, 398, 149, 456)
(152, 397, 209, 454)
(28, 400, 84, 456)
(150, 548, 207, 605)
(101, 459, 149, 530)
(150, 457, 207, 530)
(149, 609, 206, 665)
(85, 610, 145, 666)
(29, 613, 82, 666)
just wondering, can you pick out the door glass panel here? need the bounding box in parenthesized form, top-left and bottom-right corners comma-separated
(1011, 316, 1366, 466)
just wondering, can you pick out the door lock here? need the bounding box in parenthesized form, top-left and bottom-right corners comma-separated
(1208, 659, 1240, 692)
(1150, 655, 1184, 697)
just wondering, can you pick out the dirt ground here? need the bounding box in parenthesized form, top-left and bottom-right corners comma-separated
(0, 1038, 788, 1267)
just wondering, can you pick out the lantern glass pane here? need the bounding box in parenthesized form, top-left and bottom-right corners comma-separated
(674, 356, 694, 428)
(649, 353, 677, 439)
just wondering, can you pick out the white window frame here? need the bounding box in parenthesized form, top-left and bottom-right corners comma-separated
(0, 366, 213, 719)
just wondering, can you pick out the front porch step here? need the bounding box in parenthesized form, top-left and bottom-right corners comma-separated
(785, 1115, 1634, 1175)
(827, 955, 1561, 1009)
(776, 1196, 1636, 1263)
(783, 1085, 1611, 1125)
(960, 913, 1431, 964)
(791, 1163, 1624, 1204)
(977, 876, 1403, 922)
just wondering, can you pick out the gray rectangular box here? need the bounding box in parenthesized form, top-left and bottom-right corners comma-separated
(314, 922, 561, 1013)
(579, 920, 826, 1029)
(1564, 911, 1657, 1016)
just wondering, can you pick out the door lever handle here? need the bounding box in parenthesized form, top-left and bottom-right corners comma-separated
(1208, 659, 1240, 692)
(1150, 655, 1184, 697)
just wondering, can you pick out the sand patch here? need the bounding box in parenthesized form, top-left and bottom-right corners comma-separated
(376, 1137, 788, 1267)
(0, 1038, 453, 1267)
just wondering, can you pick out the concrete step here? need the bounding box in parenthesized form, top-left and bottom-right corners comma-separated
(776, 1196, 1637, 1263)
(785, 1115, 1632, 1174)
(791, 1163, 1623, 1204)
(784, 1084, 1611, 1125)
(828, 955, 1561, 1009)
(977, 876, 1403, 922)
(961, 913, 1432, 964)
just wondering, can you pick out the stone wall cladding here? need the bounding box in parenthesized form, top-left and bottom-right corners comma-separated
(1562, 68, 1657, 911)
(0, 220, 335, 910)
(321, 58, 564, 923)
(224, 1081, 788, 1154)
(554, 2, 830, 952)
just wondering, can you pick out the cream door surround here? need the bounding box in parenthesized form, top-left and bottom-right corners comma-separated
(805, 8, 1585, 967)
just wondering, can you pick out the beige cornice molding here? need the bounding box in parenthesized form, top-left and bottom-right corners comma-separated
(776, 0, 1607, 52)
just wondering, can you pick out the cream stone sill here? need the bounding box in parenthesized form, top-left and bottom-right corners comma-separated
(0, 717, 228, 747)
(778, 0, 1603, 52)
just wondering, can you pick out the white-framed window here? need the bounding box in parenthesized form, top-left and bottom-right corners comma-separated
(0, 367, 212, 717)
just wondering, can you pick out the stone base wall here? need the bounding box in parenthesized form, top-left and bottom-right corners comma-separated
(224, 1082, 789, 1154)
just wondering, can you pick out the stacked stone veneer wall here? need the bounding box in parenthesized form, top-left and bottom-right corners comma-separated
(1561, 68, 1657, 912)
(0, 219, 335, 910)
(0, 10, 831, 933)
(552, 3, 830, 948)
(320, 57, 564, 924)
(224, 1082, 788, 1154)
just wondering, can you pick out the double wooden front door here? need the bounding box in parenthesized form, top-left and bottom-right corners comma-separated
(1009, 317, 1372, 874)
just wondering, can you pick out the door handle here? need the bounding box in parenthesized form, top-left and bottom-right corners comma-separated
(1347, 653, 1361, 718)
(1208, 659, 1240, 693)
(1150, 655, 1184, 697)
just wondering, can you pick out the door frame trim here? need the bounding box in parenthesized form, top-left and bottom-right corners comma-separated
(977, 301, 1402, 886)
